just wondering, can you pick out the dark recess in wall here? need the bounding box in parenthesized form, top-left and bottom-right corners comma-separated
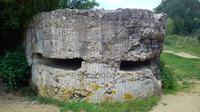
(120, 60, 151, 71)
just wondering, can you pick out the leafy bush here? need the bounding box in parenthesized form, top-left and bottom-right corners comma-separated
(0, 48, 30, 91)
(159, 61, 177, 93)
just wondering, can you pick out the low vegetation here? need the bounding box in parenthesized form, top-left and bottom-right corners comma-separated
(159, 60, 178, 93)
(164, 35, 200, 57)
(0, 48, 30, 91)
(35, 96, 159, 112)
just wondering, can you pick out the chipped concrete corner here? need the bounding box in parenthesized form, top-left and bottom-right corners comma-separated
(26, 9, 166, 103)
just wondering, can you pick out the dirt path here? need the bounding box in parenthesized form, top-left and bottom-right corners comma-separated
(150, 80, 200, 112)
(163, 50, 200, 59)
(0, 79, 59, 112)
(151, 51, 200, 112)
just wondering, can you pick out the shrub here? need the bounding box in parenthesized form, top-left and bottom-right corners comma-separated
(0, 48, 30, 91)
(159, 61, 177, 93)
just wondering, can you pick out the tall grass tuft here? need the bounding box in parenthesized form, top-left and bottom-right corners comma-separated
(160, 61, 178, 93)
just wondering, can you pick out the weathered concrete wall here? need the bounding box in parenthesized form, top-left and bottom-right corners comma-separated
(26, 9, 166, 103)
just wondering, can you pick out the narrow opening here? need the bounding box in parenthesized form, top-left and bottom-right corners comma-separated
(33, 53, 82, 70)
(42, 58, 83, 70)
(120, 60, 151, 71)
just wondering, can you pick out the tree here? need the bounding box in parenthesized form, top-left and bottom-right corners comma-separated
(166, 18, 174, 35)
(69, 0, 99, 9)
(155, 0, 200, 35)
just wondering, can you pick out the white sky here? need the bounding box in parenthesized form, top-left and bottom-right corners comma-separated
(96, 0, 162, 10)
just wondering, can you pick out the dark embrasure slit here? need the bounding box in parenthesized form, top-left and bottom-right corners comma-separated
(34, 53, 83, 70)
(120, 60, 151, 71)
(42, 58, 83, 70)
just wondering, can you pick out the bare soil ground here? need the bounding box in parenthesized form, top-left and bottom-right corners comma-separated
(0, 78, 59, 112)
(150, 80, 200, 112)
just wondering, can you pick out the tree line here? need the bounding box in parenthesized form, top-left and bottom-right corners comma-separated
(155, 0, 200, 35)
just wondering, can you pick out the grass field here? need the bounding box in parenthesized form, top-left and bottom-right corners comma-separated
(164, 35, 200, 57)
(160, 53, 200, 93)
(163, 35, 200, 81)
(161, 53, 200, 81)
(161, 35, 200, 93)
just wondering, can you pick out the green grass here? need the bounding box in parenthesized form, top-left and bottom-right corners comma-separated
(36, 96, 159, 112)
(162, 35, 200, 92)
(38, 97, 159, 112)
(159, 60, 178, 94)
(164, 35, 200, 57)
(161, 53, 200, 81)
(17, 86, 160, 112)
(160, 52, 200, 93)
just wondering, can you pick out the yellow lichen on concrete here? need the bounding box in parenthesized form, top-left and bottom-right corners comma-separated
(90, 83, 101, 90)
(38, 85, 48, 96)
(123, 93, 135, 100)
(111, 89, 117, 95)
(62, 89, 71, 101)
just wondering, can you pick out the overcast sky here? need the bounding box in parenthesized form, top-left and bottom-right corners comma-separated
(96, 0, 162, 10)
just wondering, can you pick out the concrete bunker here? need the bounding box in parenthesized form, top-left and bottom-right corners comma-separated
(26, 9, 166, 103)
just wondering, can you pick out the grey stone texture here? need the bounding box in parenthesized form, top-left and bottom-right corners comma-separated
(26, 9, 166, 103)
